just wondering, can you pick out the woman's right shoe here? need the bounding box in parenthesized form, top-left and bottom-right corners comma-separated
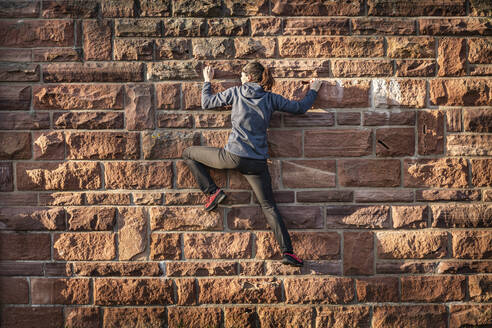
(204, 189, 226, 211)
(282, 252, 304, 267)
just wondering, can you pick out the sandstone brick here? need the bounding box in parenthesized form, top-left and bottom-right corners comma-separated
(31, 278, 90, 304)
(372, 305, 447, 328)
(0, 277, 28, 304)
(54, 111, 123, 130)
(395, 59, 436, 77)
(104, 161, 173, 189)
(0, 112, 49, 130)
(0, 132, 31, 159)
(66, 131, 139, 159)
(264, 261, 303, 276)
(282, 160, 335, 188)
(250, 17, 282, 36)
(182, 81, 238, 110)
(95, 278, 174, 305)
(201, 130, 230, 148)
(198, 277, 281, 303)
(103, 308, 166, 328)
(279, 36, 384, 58)
(142, 131, 200, 159)
(150, 206, 222, 231)
(0, 233, 50, 260)
(176, 278, 196, 305)
(163, 18, 207, 37)
(468, 275, 492, 302)
(133, 192, 162, 205)
(147, 61, 201, 80)
(419, 17, 492, 36)
(0, 262, 44, 276)
(234, 37, 276, 59)
(272, 0, 361, 15)
(375, 127, 415, 156)
(352, 17, 416, 35)
(267, 130, 302, 157)
(0, 19, 73, 47)
(449, 304, 492, 328)
(296, 190, 353, 203)
(240, 261, 265, 276)
(207, 17, 249, 36)
(0, 85, 30, 110)
(431, 204, 491, 228)
(157, 113, 193, 128)
(32, 131, 62, 160)
(469, 64, 492, 76)
(377, 261, 437, 274)
(355, 189, 414, 203)
(65, 307, 100, 328)
(0, 206, 65, 231)
(403, 158, 469, 188)
(468, 38, 492, 64)
(83, 19, 111, 60)
(344, 231, 374, 275)
(0, 162, 13, 191)
(416, 189, 481, 202)
(401, 275, 466, 302)
(225, 0, 269, 16)
(192, 37, 234, 59)
(150, 233, 182, 260)
(464, 108, 492, 132)
(0, 48, 31, 62)
(430, 78, 492, 106)
(54, 233, 116, 260)
(32, 48, 82, 62)
(194, 113, 231, 128)
(256, 231, 340, 260)
(224, 307, 256, 328)
(43, 62, 144, 83)
(183, 232, 252, 259)
(167, 261, 237, 277)
(326, 205, 390, 229)
(41, 0, 98, 18)
(45, 263, 71, 276)
(282, 110, 334, 127)
(284, 18, 349, 35)
(447, 135, 492, 156)
(85, 192, 131, 205)
(316, 305, 371, 328)
(376, 231, 448, 259)
(155, 38, 191, 59)
(140, 0, 171, 16)
(472, 159, 492, 187)
(155, 83, 180, 109)
(174, 0, 223, 16)
(304, 129, 372, 157)
(118, 207, 147, 261)
(368, 0, 465, 16)
(115, 38, 153, 60)
(0, 63, 40, 82)
(373, 79, 426, 108)
(164, 192, 207, 205)
(33, 84, 124, 110)
(339, 159, 400, 187)
(446, 108, 462, 132)
(332, 59, 392, 77)
(168, 307, 221, 328)
(438, 37, 466, 76)
(285, 277, 354, 304)
(124, 83, 154, 130)
(1, 307, 64, 328)
(452, 230, 492, 259)
(439, 260, 492, 274)
(418, 110, 444, 155)
(258, 307, 313, 327)
(0, 1, 40, 18)
(392, 205, 428, 229)
(72, 262, 162, 277)
(101, 0, 134, 17)
(363, 110, 415, 125)
(356, 277, 399, 302)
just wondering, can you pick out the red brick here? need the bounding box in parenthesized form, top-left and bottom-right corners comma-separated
(368, 0, 465, 16)
(449, 304, 492, 328)
(469, 275, 492, 302)
(438, 37, 466, 76)
(401, 275, 467, 302)
(403, 158, 469, 188)
(430, 78, 492, 106)
(31, 278, 90, 304)
(375, 127, 415, 156)
(326, 205, 391, 229)
(0, 233, 50, 260)
(272, 0, 361, 15)
(104, 161, 172, 189)
(166, 261, 237, 277)
(344, 231, 374, 275)
(150, 233, 182, 260)
(124, 84, 154, 130)
(103, 308, 166, 328)
(392, 205, 428, 229)
(395, 59, 436, 77)
(83, 19, 111, 60)
(284, 277, 354, 304)
(118, 207, 148, 261)
(0, 63, 40, 82)
(0, 112, 49, 130)
(198, 277, 281, 303)
(363, 110, 415, 126)
(356, 277, 399, 302)
(377, 231, 448, 259)
(316, 305, 371, 328)
(339, 159, 400, 187)
(352, 17, 416, 34)
(54, 233, 116, 260)
(282, 160, 335, 188)
(183, 232, 253, 259)
(1, 307, 64, 328)
(32, 131, 64, 160)
(284, 18, 349, 35)
(225, 307, 257, 328)
(71, 262, 161, 277)
(419, 18, 492, 36)
(304, 129, 372, 157)
(155, 83, 181, 109)
(258, 307, 313, 327)
(296, 190, 353, 203)
(150, 206, 222, 231)
(157, 113, 194, 128)
(0, 85, 30, 110)
(452, 230, 492, 259)
(0, 132, 31, 159)
(267, 130, 302, 157)
(54, 111, 124, 129)
(418, 110, 445, 155)
(0, 262, 44, 276)
(0, 1, 40, 18)
(39, 192, 84, 206)
(0, 20, 74, 47)
(471, 159, 492, 187)
(0, 277, 28, 304)
(65, 307, 100, 328)
(168, 307, 221, 328)
(95, 278, 174, 305)
(431, 204, 491, 228)
(0, 206, 65, 231)
(354, 189, 413, 203)
(176, 278, 196, 305)
(372, 305, 447, 328)
(0, 162, 13, 191)
(43, 62, 144, 83)
(142, 131, 200, 159)
(332, 59, 393, 77)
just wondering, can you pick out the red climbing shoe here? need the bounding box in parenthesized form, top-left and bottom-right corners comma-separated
(204, 189, 226, 211)
(282, 252, 304, 267)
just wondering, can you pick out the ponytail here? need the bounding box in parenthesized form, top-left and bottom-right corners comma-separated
(242, 61, 275, 91)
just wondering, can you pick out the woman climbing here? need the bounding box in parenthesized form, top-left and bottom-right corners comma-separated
(182, 61, 322, 267)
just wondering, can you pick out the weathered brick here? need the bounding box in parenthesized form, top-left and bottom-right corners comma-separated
(395, 59, 436, 77)
(0, 63, 40, 82)
(392, 205, 428, 229)
(419, 18, 492, 36)
(183, 232, 253, 259)
(85, 192, 130, 205)
(375, 127, 415, 156)
(140, 0, 171, 16)
(438, 37, 466, 76)
(0, 132, 31, 159)
(316, 305, 371, 328)
(430, 78, 492, 106)
(258, 307, 313, 327)
(155, 83, 180, 109)
(65, 307, 100, 328)
(192, 38, 235, 59)
(150, 233, 182, 260)
(83, 19, 111, 60)
(66, 132, 139, 159)
(147, 61, 201, 80)
(198, 277, 281, 303)
(363, 110, 415, 125)
(356, 277, 399, 302)
(72, 262, 162, 277)
(373, 79, 426, 108)
(38, 192, 82, 206)
(31, 278, 90, 304)
(352, 17, 416, 35)
(103, 308, 166, 328)
(0, 112, 49, 130)
(304, 129, 372, 157)
(155, 38, 191, 60)
(437, 261, 492, 274)
(284, 18, 349, 35)
(431, 204, 491, 228)
(32, 131, 64, 160)
(332, 59, 392, 77)
(0, 162, 13, 191)
(377, 261, 437, 274)
(115, 38, 153, 60)
(377, 231, 448, 259)
(267, 130, 302, 157)
(150, 206, 222, 231)
(224, 307, 257, 328)
(174, 0, 223, 16)
(416, 189, 481, 202)
(0, 206, 65, 231)
(272, 0, 361, 15)
(449, 304, 492, 328)
(43, 62, 144, 83)
(163, 18, 207, 37)
(0, 233, 51, 260)
(472, 159, 492, 187)
(372, 305, 447, 328)
(207, 18, 249, 36)
(167, 307, 221, 328)
(282, 160, 335, 188)
(175, 160, 227, 189)
(296, 190, 353, 203)
(418, 110, 445, 155)
(250, 17, 282, 36)
(194, 113, 231, 128)
(403, 158, 469, 188)
(469, 275, 492, 302)
(326, 205, 391, 229)
(0, 20, 74, 47)
(344, 231, 374, 275)
(0, 262, 44, 276)
(54, 233, 116, 260)
(234, 37, 277, 58)
(284, 277, 354, 304)
(354, 189, 414, 203)
(0, 85, 30, 110)
(464, 108, 492, 132)
(133, 192, 162, 205)
(124, 83, 154, 130)
(452, 230, 492, 259)
(339, 159, 400, 187)
(104, 161, 173, 189)
(176, 278, 196, 305)
(53, 111, 123, 129)
(0, 1, 40, 18)
(401, 275, 466, 302)
(447, 135, 492, 156)
(33, 84, 124, 110)
(118, 207, 147, 261)
(0, 277, 29, 304)
(95, 278, 174, 305)
(142, 131, 200, 159)
(1, 307, 64, 328)
(101, 0, 134, 17)
(166, 261, 237, 277)
(225, 0, 269, 16)
(368, 0, 465, 16)
(32, 48, 81, 62)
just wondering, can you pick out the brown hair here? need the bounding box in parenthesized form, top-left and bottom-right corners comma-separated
(242, 61, 275, 91)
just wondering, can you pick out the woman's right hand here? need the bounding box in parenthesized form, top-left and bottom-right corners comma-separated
(310, 78, 322, 92)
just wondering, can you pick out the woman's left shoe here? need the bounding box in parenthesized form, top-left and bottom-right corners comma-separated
(282, 252, 304, 267)
(204, 189, 227, 211)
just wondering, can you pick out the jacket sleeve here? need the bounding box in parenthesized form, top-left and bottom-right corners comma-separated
(272, 89, 318, 114)
(201, 81, 235, 109)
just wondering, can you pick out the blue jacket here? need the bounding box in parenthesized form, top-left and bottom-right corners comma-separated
(202, 81, 318, 159)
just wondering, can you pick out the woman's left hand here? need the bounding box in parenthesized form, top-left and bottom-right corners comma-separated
(203, 66, 214, 82)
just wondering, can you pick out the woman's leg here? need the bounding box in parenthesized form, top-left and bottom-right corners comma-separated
(242, 165, 293, 254)
(182, 146, 239, 194)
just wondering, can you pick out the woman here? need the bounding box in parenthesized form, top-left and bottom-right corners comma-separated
(182, 61, 322, 267)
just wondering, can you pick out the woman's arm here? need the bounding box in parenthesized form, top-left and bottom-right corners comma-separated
(201, 82, 235, 109)
(272, 78, 322, 114)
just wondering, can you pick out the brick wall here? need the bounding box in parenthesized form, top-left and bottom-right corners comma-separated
(0, 0, 491, 327)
